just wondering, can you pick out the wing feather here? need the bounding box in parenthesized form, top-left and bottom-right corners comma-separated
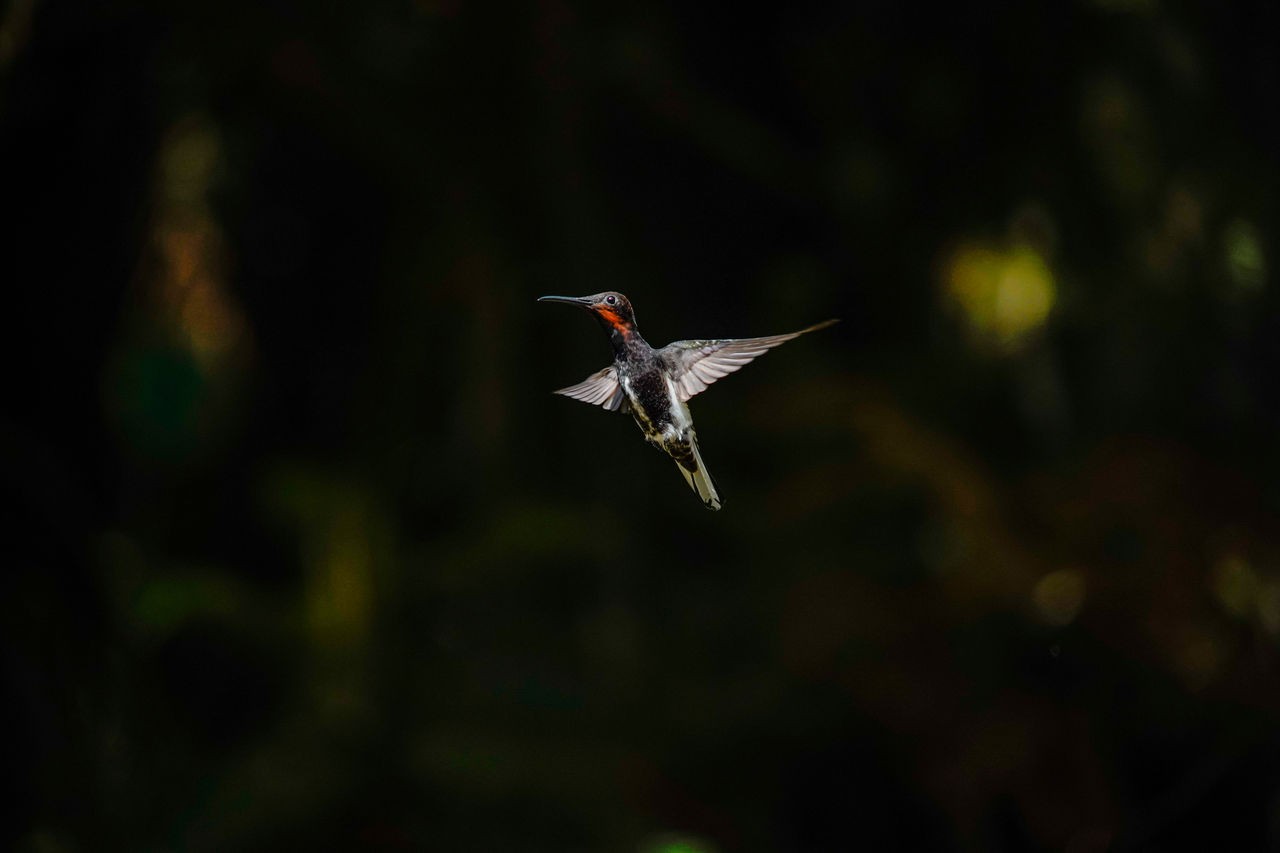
(553, 366, 627, 411)
(660, 319, 838, 402)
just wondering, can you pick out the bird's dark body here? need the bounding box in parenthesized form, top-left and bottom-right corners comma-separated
(595, 322, 676, 450)
(620, 365, 669, 440)
(538, 290, 836, 510)
(610, 331, 699, 472)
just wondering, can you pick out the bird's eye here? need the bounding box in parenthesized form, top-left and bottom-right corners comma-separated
(605, 295, 617, 306)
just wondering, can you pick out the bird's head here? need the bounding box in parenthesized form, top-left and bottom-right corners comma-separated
(537, 291, 636, 333)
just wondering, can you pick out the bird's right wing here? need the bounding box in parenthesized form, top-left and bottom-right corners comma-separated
(553, 366, 628, 411)
(660, 319, 838, 402)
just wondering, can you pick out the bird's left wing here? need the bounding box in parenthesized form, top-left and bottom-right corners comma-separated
(659, 319, 838, 402)
(553, 366, 628, 411)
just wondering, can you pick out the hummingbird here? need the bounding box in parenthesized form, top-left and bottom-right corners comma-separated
(538, 291, 837, 510)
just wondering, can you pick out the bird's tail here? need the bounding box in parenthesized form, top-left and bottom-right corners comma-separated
(676, 433, 721, 511)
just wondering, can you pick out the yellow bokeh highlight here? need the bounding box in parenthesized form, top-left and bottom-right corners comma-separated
(1210, 552, 1257, 619)
(1031, 568, 1086, 627)
(945, 242, 1055, 352)
(1223, 218, 1266, 297)
(1211, 552, 1280, 634)
(307, 504, 374, 649)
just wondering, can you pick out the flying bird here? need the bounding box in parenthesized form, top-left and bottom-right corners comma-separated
(538, 291, 837, 510)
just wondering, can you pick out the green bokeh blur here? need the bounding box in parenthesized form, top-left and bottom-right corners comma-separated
(4, 1, 1279, 851)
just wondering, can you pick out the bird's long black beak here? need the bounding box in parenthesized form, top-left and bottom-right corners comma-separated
(537, 295, 593, 307)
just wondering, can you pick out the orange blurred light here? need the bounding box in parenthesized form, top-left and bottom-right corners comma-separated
(149, 115, 249, 372)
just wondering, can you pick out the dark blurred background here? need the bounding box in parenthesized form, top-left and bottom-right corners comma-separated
(4, 1, 1279, 850)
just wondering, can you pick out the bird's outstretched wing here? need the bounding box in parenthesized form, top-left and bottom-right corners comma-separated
(659, 319, 838, 402)
(553, 366, 628, 411)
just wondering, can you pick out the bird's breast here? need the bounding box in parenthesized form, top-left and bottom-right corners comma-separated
(619, 368, 671, 432)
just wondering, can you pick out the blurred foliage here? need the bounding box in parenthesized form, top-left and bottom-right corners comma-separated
(4, 1, 1280, 851)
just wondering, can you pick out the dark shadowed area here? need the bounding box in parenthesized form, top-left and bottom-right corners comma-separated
(5, 1, 1280, 851)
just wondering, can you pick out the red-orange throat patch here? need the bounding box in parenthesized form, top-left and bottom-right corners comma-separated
(597, 308, 628, 330)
